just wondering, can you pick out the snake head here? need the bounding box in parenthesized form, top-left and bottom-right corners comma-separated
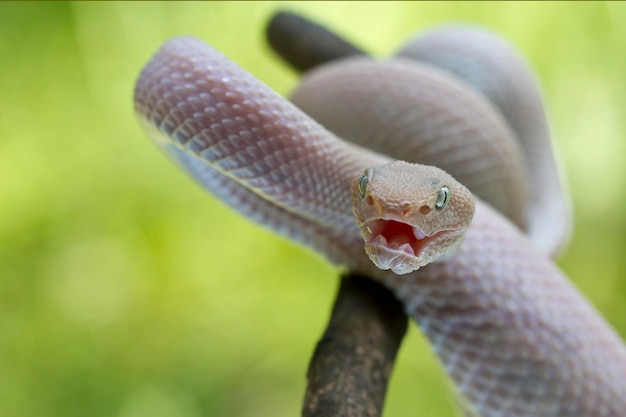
(351, 160, 475, 275)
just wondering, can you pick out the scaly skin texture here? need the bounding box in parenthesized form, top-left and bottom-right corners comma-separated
(134, 34, 626, 416)
(396, 25, 570, 258)
(292, 57, 527, 232)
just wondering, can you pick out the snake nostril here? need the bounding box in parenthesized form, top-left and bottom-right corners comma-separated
(365, 195, 374, 206)
(419, 205, 431, 215)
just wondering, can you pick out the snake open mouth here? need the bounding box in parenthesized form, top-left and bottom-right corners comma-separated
(364, 219, 437, 258)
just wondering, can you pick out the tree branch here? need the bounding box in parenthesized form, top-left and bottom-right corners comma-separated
(265, 11, 409, 417)
(266, 11, 367, 73)
(303, 274, 408, 417)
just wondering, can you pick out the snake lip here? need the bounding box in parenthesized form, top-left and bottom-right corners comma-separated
(361, 217, 454, 274)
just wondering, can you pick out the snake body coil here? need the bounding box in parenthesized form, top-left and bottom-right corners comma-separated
(134, 26, 626, 417)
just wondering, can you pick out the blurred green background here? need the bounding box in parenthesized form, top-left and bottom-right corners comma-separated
(1, 2, 625, 416)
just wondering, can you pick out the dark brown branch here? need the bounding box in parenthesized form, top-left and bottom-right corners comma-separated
(265, 11, 409, 417)
(303, 274, 408, 417)
(266, 11, 367, 73)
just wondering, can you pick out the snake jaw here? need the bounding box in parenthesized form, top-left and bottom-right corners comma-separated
(360, 217, 452, 275)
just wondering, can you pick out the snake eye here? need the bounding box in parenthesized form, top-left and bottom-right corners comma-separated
(435, 186, 450, 209)
(358, 172, 369, 197)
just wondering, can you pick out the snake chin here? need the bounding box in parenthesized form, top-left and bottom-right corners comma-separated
(361, 218, 449, 275)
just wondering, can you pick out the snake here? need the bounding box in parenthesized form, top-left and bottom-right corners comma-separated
(134, 24, 626, 417)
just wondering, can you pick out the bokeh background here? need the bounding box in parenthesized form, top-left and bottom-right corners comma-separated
(1, 2, 625, 416)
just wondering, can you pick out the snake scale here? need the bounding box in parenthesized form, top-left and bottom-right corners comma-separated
(134, 24, 626, 417)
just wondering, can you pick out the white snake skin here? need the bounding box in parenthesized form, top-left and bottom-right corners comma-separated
(134, 27, 626, 417)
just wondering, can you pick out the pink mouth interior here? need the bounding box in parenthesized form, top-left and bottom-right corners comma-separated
(367, 219, 432, 257)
